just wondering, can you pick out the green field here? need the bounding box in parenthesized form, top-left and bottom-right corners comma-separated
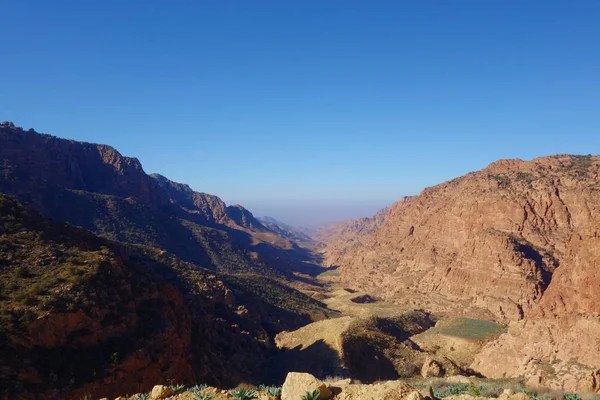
(436, 318, 506, 341)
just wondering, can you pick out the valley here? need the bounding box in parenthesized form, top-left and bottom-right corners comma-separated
(1, 121, 600, 399)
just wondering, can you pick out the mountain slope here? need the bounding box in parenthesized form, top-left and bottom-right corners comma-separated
(324, 155, 600, 391)
(0, 121, 323, 277)
(315, 206, 390, 267)
(0, 194, 332, 400)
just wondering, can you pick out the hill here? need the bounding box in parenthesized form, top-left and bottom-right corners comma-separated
(0, 194, 334, 399)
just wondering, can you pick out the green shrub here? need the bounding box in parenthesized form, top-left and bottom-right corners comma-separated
(266, 386, 282, 398)
(231, 389, 257, 400)
(300, 389, 321, 400)
(190, 384, 213, 400)
(137, 394, 149, 400)
(168, 384, 185, 394)
(193, 392, 214, 400)
(564, 394, 581, 400)
(433, 384, 470, 398)
(190, 384, 208, 392)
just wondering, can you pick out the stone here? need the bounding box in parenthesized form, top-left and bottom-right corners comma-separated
(421, 357, 444, 378)
(151, 385, 175, 400)
(503, 389, 515, 396)
(405, 391, 424, 400)
(282, 372, 332, 400)
(510, 393, 531, 400)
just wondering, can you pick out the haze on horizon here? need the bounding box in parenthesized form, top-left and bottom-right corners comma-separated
(2, 1, 599, 227)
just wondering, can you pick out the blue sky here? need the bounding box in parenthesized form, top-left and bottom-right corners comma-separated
(2, 1, 599, 226)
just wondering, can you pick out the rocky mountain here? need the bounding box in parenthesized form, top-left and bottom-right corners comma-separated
(0, 121, 322, 277)
(324, 155, 600, 392)
(0, 121, 339, 399)
(314, 207, 390, 267)
(0, 193, 333, 400)
(259, 216, 320, 248)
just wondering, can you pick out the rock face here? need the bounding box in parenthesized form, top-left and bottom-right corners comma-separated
(0, 122, 320, 277)
(281, 372, 332, 400)
(324, 155, 600, 390)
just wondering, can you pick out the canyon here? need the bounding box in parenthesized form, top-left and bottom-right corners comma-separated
(1, 121, 600, 399)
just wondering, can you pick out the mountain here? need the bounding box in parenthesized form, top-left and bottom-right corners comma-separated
(258, 216, 320, 248)
(0, 121, 338, 399)
(324, 155, 600, 392)
(313, 206, 390, 266)
(0, 194, 333, 399)
(0, 121, 324, 277)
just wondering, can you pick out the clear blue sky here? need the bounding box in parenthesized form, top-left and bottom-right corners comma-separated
(2, 1, 599, 226)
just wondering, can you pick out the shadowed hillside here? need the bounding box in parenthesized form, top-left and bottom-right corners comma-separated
(0, 194, 334, 400)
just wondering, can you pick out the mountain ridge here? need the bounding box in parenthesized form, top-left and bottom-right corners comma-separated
(324, 153, 600, 392)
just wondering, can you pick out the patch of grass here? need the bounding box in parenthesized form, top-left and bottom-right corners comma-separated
(436, 318, 506, 341)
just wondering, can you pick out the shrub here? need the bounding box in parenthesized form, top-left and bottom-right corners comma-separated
(433, 384, 470, 398)
(231, 389, 257, 400)
(266, 386, 282, 398)
(193, 392, 214, 400)
(190, 384, 213, 400)
(169, 384, 186, 394)
(301, 389, 321, 400)
(190, 384, 208, 392)
(564, 394, 581, 400)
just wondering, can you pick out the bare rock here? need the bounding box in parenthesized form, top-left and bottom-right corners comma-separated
(404, 391, 424, 400)
(151, 385, 175, 400)
(510, 393, 531, 400)
(282, 372, 331, 400)
(421, 357, 444, 378)
(445, 375, 472, 384)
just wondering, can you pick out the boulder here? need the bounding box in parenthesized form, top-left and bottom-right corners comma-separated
(282, 372, 331, 400)
(150, 385, 175, 400)
(421, 357, 444, 378)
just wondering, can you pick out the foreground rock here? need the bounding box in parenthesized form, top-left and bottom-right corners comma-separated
(150, 385, 175, 400)
(282, 372, 332, 400)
